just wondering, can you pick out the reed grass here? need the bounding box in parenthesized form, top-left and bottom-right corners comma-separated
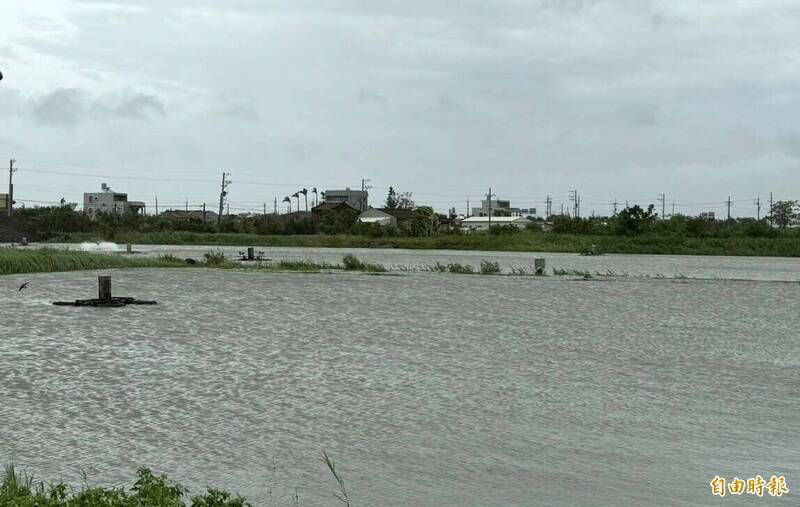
(341, 254, 387, 272)
(0, 247, 187, 276)
(274, 259, 340, 272)
(0, 249, 396, 277)
(321, 452, 350, 507)
(445, 262, 475, 274)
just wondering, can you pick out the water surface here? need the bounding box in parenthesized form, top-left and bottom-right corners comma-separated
(1, 267, 798, 505)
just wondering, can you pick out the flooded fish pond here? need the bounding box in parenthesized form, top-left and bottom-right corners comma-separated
(1, 258, 799, 504)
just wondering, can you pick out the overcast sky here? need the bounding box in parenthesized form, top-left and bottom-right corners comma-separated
(2, 0, 799, 217)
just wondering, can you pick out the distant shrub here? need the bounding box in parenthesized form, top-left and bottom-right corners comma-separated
(203, 250, 227, 266)
(479, 260, 501, 274)
(342, 254, 386, 272)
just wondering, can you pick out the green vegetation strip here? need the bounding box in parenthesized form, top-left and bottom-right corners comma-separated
(52, 231, 800, 257)
(0, 248, 187, 275)
(0, 248, 390, 276)
(0, 249, 736, 279)
(1, 465, 250, 506)
(2, 452, 352, 506)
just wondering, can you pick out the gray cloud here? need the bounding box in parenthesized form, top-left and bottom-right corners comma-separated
(92, 90, 166, 119)
(27, 88, 166, 126)
(32, 88, 86, 126)
(4, 0, 800, 214)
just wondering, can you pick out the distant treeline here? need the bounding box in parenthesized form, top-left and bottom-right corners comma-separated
(5, 203, 800, 245)
(6, 205, 442, 241)
(549, 212, 790, 238)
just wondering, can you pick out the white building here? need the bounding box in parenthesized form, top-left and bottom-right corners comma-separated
(84, 183, 145, 218)
(461, 215, 533, 231)
(357, 208, 397, 226)
(323, 188, 369, 211)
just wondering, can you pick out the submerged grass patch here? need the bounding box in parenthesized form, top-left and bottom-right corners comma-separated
(0, 248, 391, 277)
(341, 254, 387, 272)
(0, 247, 187, 276)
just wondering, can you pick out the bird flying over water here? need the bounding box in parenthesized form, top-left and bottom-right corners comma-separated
(18, 282, 30, 291)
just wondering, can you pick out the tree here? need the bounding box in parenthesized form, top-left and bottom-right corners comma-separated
(386, 187, 415, 209)
(403, 206, 438, 237)
(613, 204, 657, 235)
(386, 187, 398, 209)
(770, 200, 798, 228)
(397, 192, 415, 209)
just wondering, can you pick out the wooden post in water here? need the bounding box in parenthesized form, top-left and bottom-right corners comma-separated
(247, 247, 255, 260)
(126, 243, 132, 254)
(98, 276, 112, 300)
(534, 258, 545, 275)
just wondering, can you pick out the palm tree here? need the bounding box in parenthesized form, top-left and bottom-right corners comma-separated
(300, 188, 308, 211)
(282, 196, 291, 213)
(411, 206, 439, 237)
(292, 192, 300, 212)
(312, 188, 318, 207)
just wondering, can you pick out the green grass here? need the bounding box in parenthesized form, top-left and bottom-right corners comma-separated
(52, 231, 800, 256)
(0, 247, 188, 276)
(275, 259, 339, 272)
(0, 465, 250, 506)
(341, 254, 387, 272)
(0, 248, 395, 277)
(444, 262, 476, 274)
(2, 452, 353, 506)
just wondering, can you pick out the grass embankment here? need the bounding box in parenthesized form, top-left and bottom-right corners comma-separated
(0, 248, 187, 276)
(0, 248, 389, 276)
(53, 231, 800, 256)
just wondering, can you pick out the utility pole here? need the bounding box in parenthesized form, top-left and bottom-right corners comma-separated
(657, 193, 666, 219)
(545, 195, 552, 218)
(361, 178, 371, 211)
(612, 199, 619, 216)
(466, 198, 469, 217)
(7, 158, 16, 217)
(671, 201, 676, 217)
(486, 187, 495, 228)
(755, 195, 761, 220)
(569, 190, 579, 218)
(274, 197, 277, 214)
(726, 196, 732, 221)
(226, 203, 229, 216)
(218, 172, 231, 226)
(203, 202, 207, 223)
(155, 194, 158, 217)
(185, 199, 188, 211)
(769, 192, 774, 224)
